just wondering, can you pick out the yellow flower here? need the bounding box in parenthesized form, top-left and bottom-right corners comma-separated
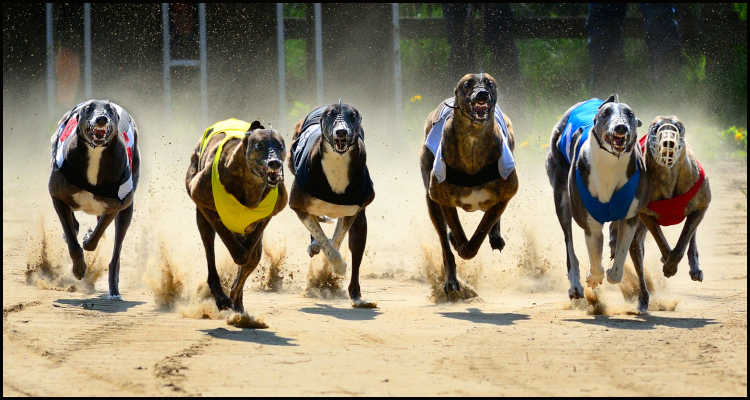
(520, 141, 529, 147)
(736, 132, 744, 142)
(411, 95, 422, 102)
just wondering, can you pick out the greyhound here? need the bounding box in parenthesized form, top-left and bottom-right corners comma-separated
(49, 100, 140, 300)
(610, 116, 711, 283)
(287, 102, 376, 307)
(419, 73, 518, 295)
(546, 94, 652, 314)
(185, 119, 287, 313)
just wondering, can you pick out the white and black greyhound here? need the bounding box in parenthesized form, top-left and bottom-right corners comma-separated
(546, 94, 652, 314)
(49, 100, 140, 300)
(287, 102, 376, 308)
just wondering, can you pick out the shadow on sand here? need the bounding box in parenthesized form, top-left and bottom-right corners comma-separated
(564, 315, 718, 331)
(439, 308, 531, 326)
(200, 327, 297, 346)
(54, 294, 145, 313)
(299, 303, 382, 321)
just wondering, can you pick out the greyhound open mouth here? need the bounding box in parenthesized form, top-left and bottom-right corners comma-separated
(468, 100, 491, 121)
(331, 137, 350, 154)
(261, 161, 283, 187)
(87, 125, 111, 146)
(606, 126, 630, 154)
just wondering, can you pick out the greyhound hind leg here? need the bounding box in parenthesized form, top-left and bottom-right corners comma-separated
(552, 183, 583, 298)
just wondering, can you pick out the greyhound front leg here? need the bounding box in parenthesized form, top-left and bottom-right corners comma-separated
(606, 216, 639, 284)
(629, 222, 650, 314)
(107, 203, 133, 300)
(663, 208, 706, 278)
(552, 185, 582, 298)
(687, 231, 702, 282)
(196, 208, 232, 310)
(584, 222, 605, 288)
(51, 196, 87, 279)
(82, 211, 117, 251)
(456, 201, 508, 260)
(640, 213, 671, 263)
(440, 205, 468, 252)
(331, 214, 358, 250)
(294, 209, 347, 275)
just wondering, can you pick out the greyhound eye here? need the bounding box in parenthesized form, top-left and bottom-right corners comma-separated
(487, 81, 494, 88)
(463, 82, 471, 89)
(253, 142, 263, 151)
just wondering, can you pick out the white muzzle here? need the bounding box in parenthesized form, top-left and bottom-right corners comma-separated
(648, 123, 684, 167)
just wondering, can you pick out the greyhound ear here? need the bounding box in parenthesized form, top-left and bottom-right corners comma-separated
(249, 120, 264, 131)
(636, 118, 642, 128)
(599, 94, 619, 109)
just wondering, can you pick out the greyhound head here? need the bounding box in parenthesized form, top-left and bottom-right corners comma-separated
(244, 121, 285, 188)
(320, 101, 363, 154)
(592, 94, 642, 158)
(77, 100, 119, 148)
(454, 73, 498, 123)
(647, 116, 686, 168)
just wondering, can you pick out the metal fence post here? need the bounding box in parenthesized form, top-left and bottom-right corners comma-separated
(46, 3, 54, 119)
(84, 3, 92, 99)
(392, 3, 402, 129)
(277, 3, 286, 129)
(314, 3, 324, 105)
(162, 3, 171, 120)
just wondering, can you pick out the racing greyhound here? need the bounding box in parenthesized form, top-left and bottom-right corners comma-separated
(546, 94, 652, 314)
(420, 73, 518, 296)
(49, 100, 140, 300)
(186, 119, 287, 313)
(610, 115, 711, 283)
(287, 102, 376, 307)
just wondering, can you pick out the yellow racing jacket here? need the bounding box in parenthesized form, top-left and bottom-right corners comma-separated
(200, 119, 278, 233)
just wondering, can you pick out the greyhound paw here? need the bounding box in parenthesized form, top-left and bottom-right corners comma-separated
(232, 249, 250, 266)
(108, 294, 123, 301)
(351, 299, 378, 309)
(606, 267, 623, 284)
(489, 234, 505, 252)
(331, 259, 348, 276)
(662, 254, 680, 278)
(307, 242, 321, 257)
(443, 278, 461, 294)
(82, 228, 97, 251)
(585, 273, 603, 288)
(689, 269, 703, 282)
(568, 285, 585, 300)
(215, 295, 234, 311)
(636, 299, 650, 315)
(71, 258, 88, 280)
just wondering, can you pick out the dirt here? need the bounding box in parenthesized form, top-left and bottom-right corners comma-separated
(3, 107, 747, 396)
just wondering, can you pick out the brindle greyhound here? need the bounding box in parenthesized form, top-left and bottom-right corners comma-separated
(49, 100, 140, 300)
(420, 73, 519, 295)
(546, 95, 652, 314)
(287, 102, 376, 307)
(610, 116, 711, 282)
(186, 119, 287, 313)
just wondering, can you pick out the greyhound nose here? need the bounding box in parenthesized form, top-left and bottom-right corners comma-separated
(95, 115, 108, 126)
(335, 129, 348, 139)
(267, 159, 282, 170)
(475, 90, 490, 102)
(614, 124, 628, 135)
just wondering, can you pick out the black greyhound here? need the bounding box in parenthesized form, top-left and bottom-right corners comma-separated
(49, 100, 140, 300)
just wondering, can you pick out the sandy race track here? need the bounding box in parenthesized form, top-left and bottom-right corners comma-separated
(3, 106, 748, 396)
